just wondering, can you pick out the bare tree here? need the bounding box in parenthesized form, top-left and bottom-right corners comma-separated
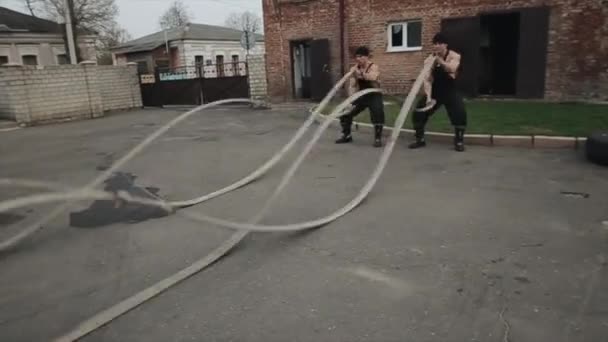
(24, 0, 38, 16)
(97, 23, 132, 65)
(224, 11, 262, 34)
(23, 0, 118, 33)
(21, 0, 125, 62)
(159, 0, 192, 30)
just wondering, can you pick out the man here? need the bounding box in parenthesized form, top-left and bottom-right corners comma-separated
(410, 32, 468, 152)
(335, 46, 385, 148)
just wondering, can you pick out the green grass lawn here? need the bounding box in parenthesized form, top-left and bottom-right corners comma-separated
(325, 96, 608, 137)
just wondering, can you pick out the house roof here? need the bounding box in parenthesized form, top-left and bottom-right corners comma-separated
(0, 6, 94, 35)
(112, 23, 264, 54)
(0, 6, 62, 33)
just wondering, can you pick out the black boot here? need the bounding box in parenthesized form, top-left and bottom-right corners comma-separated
(373, 125, 383, 148)
(336, 121, 353, 144)
(454, 127, 465, 152)
(408, 127, 426, 149)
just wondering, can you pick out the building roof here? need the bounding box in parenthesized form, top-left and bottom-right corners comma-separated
(0, 6, 94, 35)
(113, 23, 264, 54)
(0, 6, 62, 33)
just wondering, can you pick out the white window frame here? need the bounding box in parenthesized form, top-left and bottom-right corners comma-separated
(387, 20, 423, 53)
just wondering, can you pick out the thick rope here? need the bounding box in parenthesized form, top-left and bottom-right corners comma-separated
(0, 98, 253, 252)
(0, 88, 382, 233)
(170, 70, 355, 208)
(0, 70, 356, 252)
(55, 58, 434, 341)
(1, 56, 436, 341)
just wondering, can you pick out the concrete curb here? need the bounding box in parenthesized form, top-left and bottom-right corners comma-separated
(311, 109, 585, 150)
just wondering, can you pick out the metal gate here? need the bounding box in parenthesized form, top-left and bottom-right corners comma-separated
(139, 62, 250, 107)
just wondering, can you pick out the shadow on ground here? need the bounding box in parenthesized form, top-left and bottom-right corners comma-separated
(69, 172, 169, 228)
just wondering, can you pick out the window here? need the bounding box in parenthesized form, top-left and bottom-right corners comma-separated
(136, 61, 148, 74)
(231, 55, 239, 75)
(155, 59, 169, 68)
(195, 55, 204, 65)
(57, 54, 68, 65)
(0, 56, 8, 65)
(216, 55, 224, 77)
(22, 55, 38, 65)
(387, 21, 422, 52)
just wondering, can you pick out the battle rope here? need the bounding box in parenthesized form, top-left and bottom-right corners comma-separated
(1, 56, 436, 341)
(0, 69, 357, 253)
(0, 88, 384, 230)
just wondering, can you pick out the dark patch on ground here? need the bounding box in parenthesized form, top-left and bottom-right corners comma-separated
(0, 213, 25, 226)
(520, 242, 544, 248)
(561, 191, 590, 199)
(514, 276, 532, 284)
(96, 152, 115, 171)
(69, 172, 169, 228)
(490, 257, 505, 264)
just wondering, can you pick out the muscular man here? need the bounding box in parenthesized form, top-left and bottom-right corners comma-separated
(335, 46, 385, 148)
(410, 32, 468, 152)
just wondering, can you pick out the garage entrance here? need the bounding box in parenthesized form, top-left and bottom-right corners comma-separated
(441, 6, 550, 99)
(479, 12, 520, 96)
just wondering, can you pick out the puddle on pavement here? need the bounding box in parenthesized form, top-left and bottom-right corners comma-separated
(69, 172, 169, 228)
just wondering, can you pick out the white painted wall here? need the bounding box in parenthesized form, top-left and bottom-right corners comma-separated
(0, 34, 97, 65)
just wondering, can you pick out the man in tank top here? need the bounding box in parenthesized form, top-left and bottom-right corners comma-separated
(336, 46, 386, 148)
(410, 32, 468, 152)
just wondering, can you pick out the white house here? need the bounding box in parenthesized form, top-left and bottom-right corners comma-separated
(112, 23, 264, 76)
(0, 6, 97, 66)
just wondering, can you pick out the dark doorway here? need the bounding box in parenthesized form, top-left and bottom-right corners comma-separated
(291, 40, 312, 99)
(479, 13, 520, 96)
(310, 39, 332, 101)
(441, 16, 481, 97)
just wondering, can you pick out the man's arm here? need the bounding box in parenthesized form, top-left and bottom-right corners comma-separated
(423, 78, 432, 101)
(362, 63, 380, 81)
(438, 51, 460, 74)
(347, 76, 358, 96)
(422, 59, 433, 100)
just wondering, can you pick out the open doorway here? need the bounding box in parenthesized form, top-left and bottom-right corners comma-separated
(478, 13, 520, 96)
(291, 40, 312, 99)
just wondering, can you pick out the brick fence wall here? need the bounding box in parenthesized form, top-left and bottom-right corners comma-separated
(247, 54, 269, 102)
(97, 65, 143, 112)
(0, 64, 142, 125)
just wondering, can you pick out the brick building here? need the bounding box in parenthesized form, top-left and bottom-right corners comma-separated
(262, 0, 608, 102)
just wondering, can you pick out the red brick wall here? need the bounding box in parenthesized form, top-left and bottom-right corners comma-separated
(263, 0, 608, 101)
(263, 0, 342, 100)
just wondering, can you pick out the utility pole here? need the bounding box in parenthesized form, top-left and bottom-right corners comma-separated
(64, 0, 77, 64)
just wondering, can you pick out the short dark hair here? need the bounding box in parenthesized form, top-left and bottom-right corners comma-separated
(354, 46, 370, 57)
(432, 32, 448, 45)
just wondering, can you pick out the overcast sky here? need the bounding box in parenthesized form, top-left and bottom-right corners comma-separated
(2, 0, 263, 38)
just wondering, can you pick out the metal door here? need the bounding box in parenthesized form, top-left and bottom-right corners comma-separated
(310, 39, 332, 101)
(516, 7, 550, 98)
